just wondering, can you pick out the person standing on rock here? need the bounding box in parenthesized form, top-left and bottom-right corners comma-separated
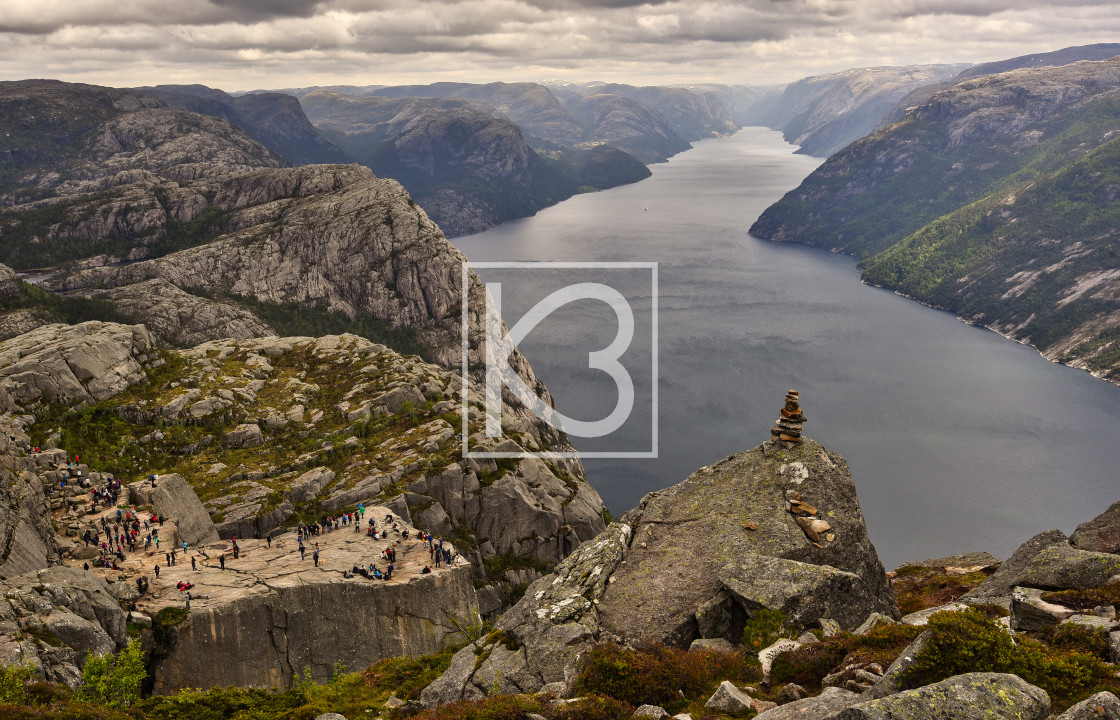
(165, 552, 171, 567)
(313, 547, 320, 567)
(185, 591, 191, 610)
(267, 535, 272, 548)
(300, 545, 306, 561)
(191, 556, 196, 571)
(219, 553, 226, 570)
(154, 564, 160, 578)
(386, 562, 393, 580)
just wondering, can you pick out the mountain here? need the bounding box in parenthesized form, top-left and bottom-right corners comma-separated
(750, 56, 1120, 384)
(954, 42, 1120, 82)
(587, 84, 737, 141)
(878, 43, 1120, 129)
(752, 64, 970, 157)
(137, 84, 351, 165)
(564, 93, 691, 162)
(299, 91, 648, 235)
(681, 83, 785, 127)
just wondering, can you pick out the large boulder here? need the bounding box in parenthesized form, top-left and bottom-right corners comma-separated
(832, 673, 1049, 720)
(963, 530, 1073, 603)
(151, 473, 220, 547)
(1070, 501, 1120, 554)
(421, 436, 898, 703)
(0, 466, 59, 577)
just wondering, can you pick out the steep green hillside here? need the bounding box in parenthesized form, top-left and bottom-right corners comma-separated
(750, 58, 1120, 383)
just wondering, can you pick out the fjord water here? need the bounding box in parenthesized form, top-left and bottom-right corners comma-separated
(453, 127, 1120, 569)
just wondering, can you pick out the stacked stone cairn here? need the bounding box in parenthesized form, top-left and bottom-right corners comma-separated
(770, 389, 806, 444)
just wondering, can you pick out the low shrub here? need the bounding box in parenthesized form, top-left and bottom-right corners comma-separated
(741, 609, 794, 652)
(769, 623, 922, 690)
(399, 693, 543, 720)
(139, 686, 308, 720)
(572, 643, 759, 711)
(1041, 582, 1120, 612)
(549, 695, 631, 720)
(898, 608, 1120, 711)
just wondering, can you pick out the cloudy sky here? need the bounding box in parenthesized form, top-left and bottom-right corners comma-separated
(1, 0, 1118, 90)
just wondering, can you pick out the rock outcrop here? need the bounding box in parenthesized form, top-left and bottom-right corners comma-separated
(421, 424, 897, 703)
(0, 566, 128, 687)
(92, 280, 275, 347)
(142, 514, 478, 693)
(1070, 501, 1120, 554)
(0, 322, 158, 407)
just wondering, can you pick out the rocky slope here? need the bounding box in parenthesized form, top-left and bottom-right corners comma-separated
(563, 93, 691, 163)
(752, 64, 969, 157)
(5, 327, 603, 573)
(136, 84, 351, 165)
(751, 56, 1120, 385)
(421, 422, 899, 703)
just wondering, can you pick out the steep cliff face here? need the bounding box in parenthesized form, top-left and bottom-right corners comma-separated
(750, 57, 1120, 384)
(148, 536, 479, 693)
(421, 435, 898, 704)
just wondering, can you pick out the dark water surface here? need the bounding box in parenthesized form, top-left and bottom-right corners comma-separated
(453, 127, 1120, 569)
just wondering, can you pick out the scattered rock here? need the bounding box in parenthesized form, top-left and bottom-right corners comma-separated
(863, 630, 931, 700)
(854, 612, 899, 635)
(1111, 631, 1120, 664)
(315, 714, 350, 720)
(150, 473, 220, 547)
(223, 423, 264, 449)
(1011, 587, 1077, 631)
(760, 638, 801, 679)
(633, 706, 670, 719)
(756, 686, 860, 719)
(1054, 691, 1120, 720)
(901, 601, 971, 626)
(705, 680, 754, 713)
(384, 696, 404, 709)
(775, 683, 806, 704)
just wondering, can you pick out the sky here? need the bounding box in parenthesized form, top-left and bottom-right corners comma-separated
(1, 0, 1119, 91)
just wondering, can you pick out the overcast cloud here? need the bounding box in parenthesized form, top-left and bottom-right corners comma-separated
(1, 0, 1118, 89)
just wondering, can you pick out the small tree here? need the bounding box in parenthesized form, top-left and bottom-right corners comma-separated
(0, 663, 34, 705)
(80, 639, 146, 709)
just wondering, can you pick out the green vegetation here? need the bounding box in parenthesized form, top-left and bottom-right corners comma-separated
(752, 89, 1120, 379)
(769, 622, 924, 691)
(80, 639, 146, 710)
(740, 609, 796, 652)
(195, 291, 432, 361)
(897, 608, 1120, 710)
(0, 664, 34, 705)
(0, 280, 133, 327)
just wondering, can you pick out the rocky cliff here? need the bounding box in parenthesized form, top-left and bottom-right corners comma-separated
(421, 429, 898, 703)
(751, 56, 1120, 385)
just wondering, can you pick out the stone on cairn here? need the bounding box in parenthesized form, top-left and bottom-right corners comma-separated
(770, 390, 806, 444)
